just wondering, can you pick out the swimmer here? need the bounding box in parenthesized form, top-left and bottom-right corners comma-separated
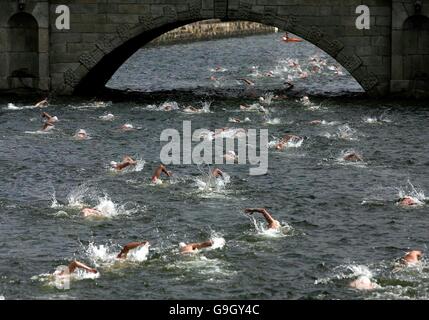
(183, 106, 200, 113)
(343, 152, 363, 162)
(212, 168, 224, 178)
(35, 98, 49, 108)
(275, 134, 303, 150)
(120, 123, 134, 131)
(244, 208, 281, 230)
(179, 240, 214, 254)
(282, 32, 302, 43)
(309, 120, 323, 125)
(401, 250, 423, 265)
(349, 276, 378, 291)
(151, 164, 172, 184)
(111, 156, 137, 171)
(42, 112, 58, 123)
(41, 122, 55, 131)
(397, 196, 422, 207)
(224, 151, 238, 162)
(58, 260, 98, 275)
(41, 112, 58, 131)
(81, 207, 103, 218)
(117, 241, 149, 259)
(238, 78, 255, 86)
(74, 129, 88, 140)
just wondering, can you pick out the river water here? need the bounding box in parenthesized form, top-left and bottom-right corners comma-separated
(1, 34, 429, 300)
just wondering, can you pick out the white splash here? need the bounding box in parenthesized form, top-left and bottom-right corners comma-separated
(336, 125, 358, 141)
(99, 113, 115, 121)
(85, 242, 149, 267)
(315, 264, 374, 285)
(249, 216, 292, 238)
(397, 181, 426, 205)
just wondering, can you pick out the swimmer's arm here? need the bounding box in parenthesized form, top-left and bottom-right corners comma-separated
(212, 168, 224, 177)
(161, 166, 172, 177)
(42, 112, 51, 119)
(115, 162, 131, 170)
(194, 240, 214, 250)
(68, 260, 97, 274)
(245, 208, 275, 223)
(123, 156, 136, 164)
(117, 242, 148, 259)
(244, 208, 266, 214)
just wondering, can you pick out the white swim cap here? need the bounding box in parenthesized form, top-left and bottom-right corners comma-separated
(78, 129, 86, 134)
(179, 242, 186, 248)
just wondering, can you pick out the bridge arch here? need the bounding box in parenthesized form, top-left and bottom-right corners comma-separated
(65, 4, 379, 96)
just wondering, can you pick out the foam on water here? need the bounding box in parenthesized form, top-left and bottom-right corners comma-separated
(248, 216, 293, 238)
(167, 234, 230, 278)
(336, 125, 358, 141)
(363, 113, 392, 124)
(208, 233, 226, 251)
(4, 103, 40, 111)
(71, 101, 111, 110)
(24, 130, 52, 135)
(264, 112, 281, 125)
(315, 264, 375, 285)
(145, 101, 180, 111)
(195, 171, 231, 195)
(99, 113, 115, 121)
(269, 137, 304, 150)
(94, 195, 134, 218)
(66, 185, 92, 208)
(85, 242, 150, 268)
(396, 181, 426, 206)
(259, 93, 275, 106)
(33, 265, 100, 289)
(53, 186, 139, 217)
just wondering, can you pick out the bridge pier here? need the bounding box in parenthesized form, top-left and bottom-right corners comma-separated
(0, 1, 428, 98)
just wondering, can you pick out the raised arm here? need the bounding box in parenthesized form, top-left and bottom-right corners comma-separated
(212, 168, 224, 178)
(68, 260, 97, 274)
(161, 165, 172, 177)
(245, 208, 275, 224)
(117, 241, 148, 259)
(42, 112, 52, 119)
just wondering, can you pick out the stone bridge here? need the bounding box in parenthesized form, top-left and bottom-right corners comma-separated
(0, 0, 428, 97)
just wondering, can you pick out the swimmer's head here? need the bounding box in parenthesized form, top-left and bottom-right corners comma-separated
(123, 124, 133, 128)
(179, 242, 187, 248)
(407, 250, 423, 260)
(110, 161, 118, 167)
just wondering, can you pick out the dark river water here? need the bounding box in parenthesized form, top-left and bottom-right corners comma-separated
(1, 34, 429, 300)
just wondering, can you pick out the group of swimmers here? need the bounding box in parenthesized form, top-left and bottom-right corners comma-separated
(30, 97, 425, 291)
(60, 206, 283, 277)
